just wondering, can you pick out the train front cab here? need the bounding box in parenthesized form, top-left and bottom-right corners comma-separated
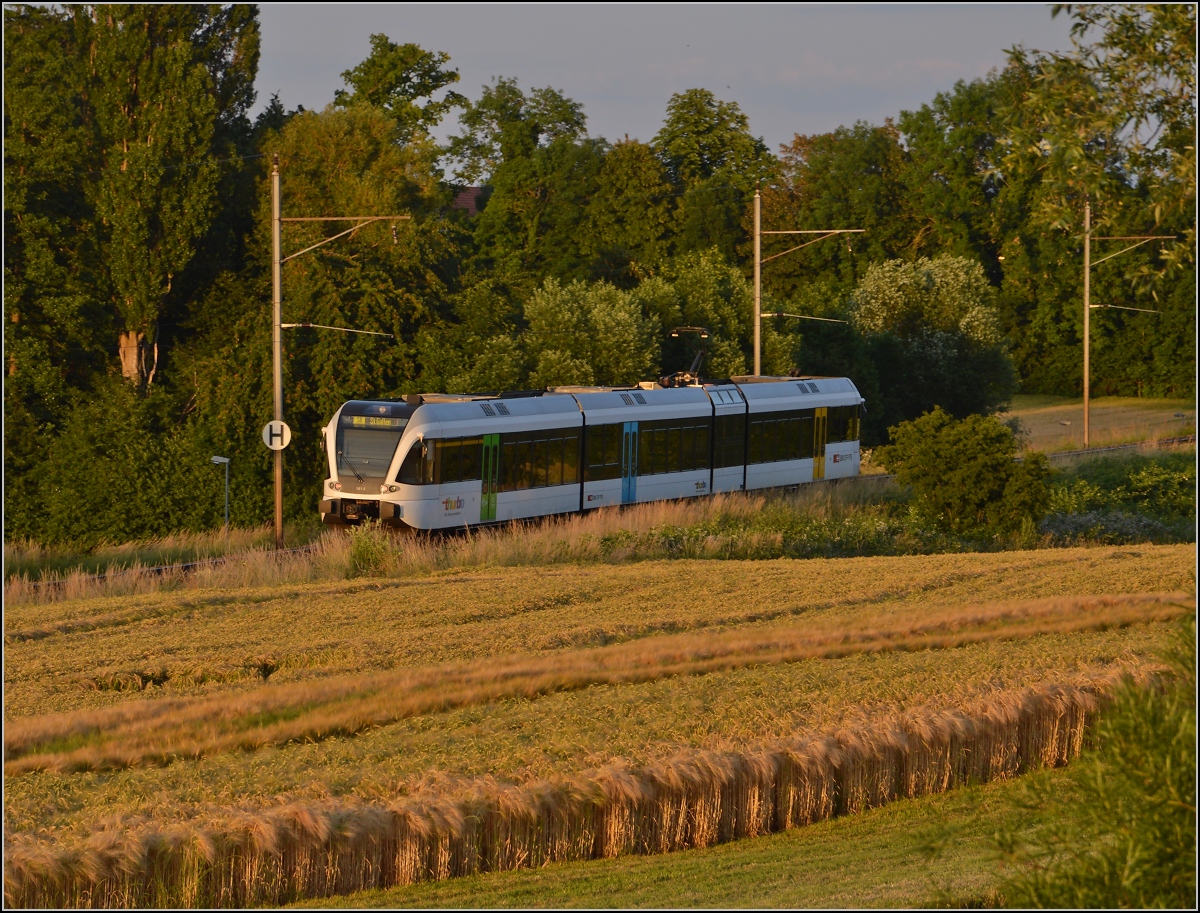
(319, 400, 415, 526)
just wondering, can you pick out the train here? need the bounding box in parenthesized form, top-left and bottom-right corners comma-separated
(319, 375, 864, 530)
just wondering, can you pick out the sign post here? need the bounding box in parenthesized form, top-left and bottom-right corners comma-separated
(262, 421, 292, 451)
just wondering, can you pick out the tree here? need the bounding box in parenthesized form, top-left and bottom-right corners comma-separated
(583, 138, 674, 283)
(762, 122, 911, 302)
(653, 89, 775, 263)
(996, 6, 1196, 398)
(523, 279, 658, 387)
(876, 406, 1050, 537)
(654, 89, 769, 190)
(446, 77, 586, 183)
(177, 101, 456, 523)
(85, 5, 228, 385)
(850, 256, 1017, 433)
(334, 33, 465, 141)
(1002, 4, 1195, 239)
(471, 134, 608, 280)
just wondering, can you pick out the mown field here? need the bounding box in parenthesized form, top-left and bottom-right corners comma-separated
(4, 539, 1195, 907)
(1006, 394, 1195, 452)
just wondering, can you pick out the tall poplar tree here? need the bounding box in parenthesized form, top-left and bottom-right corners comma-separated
(86, 5, 223, 385)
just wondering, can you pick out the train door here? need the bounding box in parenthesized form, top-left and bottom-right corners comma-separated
(621, 421, 638, 504)
(813, 408, 827, 480)
(480, 433, 500, 521)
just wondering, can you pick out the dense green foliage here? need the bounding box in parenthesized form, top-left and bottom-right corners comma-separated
(990, 618, 1195, 909)
(875, 408, 1051, 537)
(4, 5, 1194, 546)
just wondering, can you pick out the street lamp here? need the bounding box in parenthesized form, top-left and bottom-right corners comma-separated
(210, 456, 230, 543)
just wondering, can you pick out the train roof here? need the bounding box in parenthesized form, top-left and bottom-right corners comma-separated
(334, 375, 862, 428)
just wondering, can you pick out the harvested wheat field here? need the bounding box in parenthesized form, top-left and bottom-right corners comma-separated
(1006, 394, 1195, 452)
(3, 544, 1195, 908)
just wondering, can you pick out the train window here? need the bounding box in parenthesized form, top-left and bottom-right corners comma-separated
(694, 423, 710, 471)
(798, 412, 815, 459)
(399, 441, 434, 485)
(499, 440, 519, 491)
(437, 440, 461, 483)
(546, 438, 563, 487)
(459, 437, 482, 482)
(337, 426, 404, 482)
(749, 409, 817, 464)
(563, 432, 580, 484)
(634, 418, 712, 477)
(667, 427, 682, 473)
(496, 427, 581, 491)
(585, 423, 622, 481)
(826, 406, 860, 443)
(714, 414, 744, 468)
(538, 437, 550, 487)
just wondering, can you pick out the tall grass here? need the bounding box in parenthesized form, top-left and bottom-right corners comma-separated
(2, 675, 1146, 909)
(3, 525, 281, 581)
(0, 483, 986, 608)
(8, 459, 1193, 608)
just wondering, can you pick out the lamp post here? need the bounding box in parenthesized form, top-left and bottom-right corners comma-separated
(1080, 200, 1173, 448)
(752, 189, 862, 375)
(269, 154, 407, 548)
(210, 456, 230, 543)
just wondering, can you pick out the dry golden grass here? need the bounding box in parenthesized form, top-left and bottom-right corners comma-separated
(1006, 394, 1195, 453)
(2, 623, 1171, 841)
(1, 484, 891, 608)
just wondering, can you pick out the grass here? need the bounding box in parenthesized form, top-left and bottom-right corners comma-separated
(290, 764, 1078, 909)
(6, 592, 1188, 776)
(3, 525, 282, 582)
(1005, 394, 1195, 453)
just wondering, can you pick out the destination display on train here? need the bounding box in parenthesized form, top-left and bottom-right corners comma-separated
(341, 415, 407, 429)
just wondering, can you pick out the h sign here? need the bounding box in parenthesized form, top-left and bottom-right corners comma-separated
(261, 420, 292, 451)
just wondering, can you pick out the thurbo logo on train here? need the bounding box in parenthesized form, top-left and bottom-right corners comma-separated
(318, 376, 864, 531)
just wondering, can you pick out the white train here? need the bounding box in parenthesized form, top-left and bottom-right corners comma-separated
(319, 376, 864, 530)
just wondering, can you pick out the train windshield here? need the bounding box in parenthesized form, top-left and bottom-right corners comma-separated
(336, 414, 408, 482)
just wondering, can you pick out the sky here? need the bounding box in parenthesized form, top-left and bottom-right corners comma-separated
(255, 3, 1077, 157)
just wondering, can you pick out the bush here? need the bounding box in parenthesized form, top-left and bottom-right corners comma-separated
(1049, 452, 1196, 521)
(875, 407, 1050, 538)
(347, 522, 390, 577)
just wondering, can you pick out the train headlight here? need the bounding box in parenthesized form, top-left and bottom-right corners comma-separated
(388, 484, 399, 492)
(330, 481, 342, 491)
